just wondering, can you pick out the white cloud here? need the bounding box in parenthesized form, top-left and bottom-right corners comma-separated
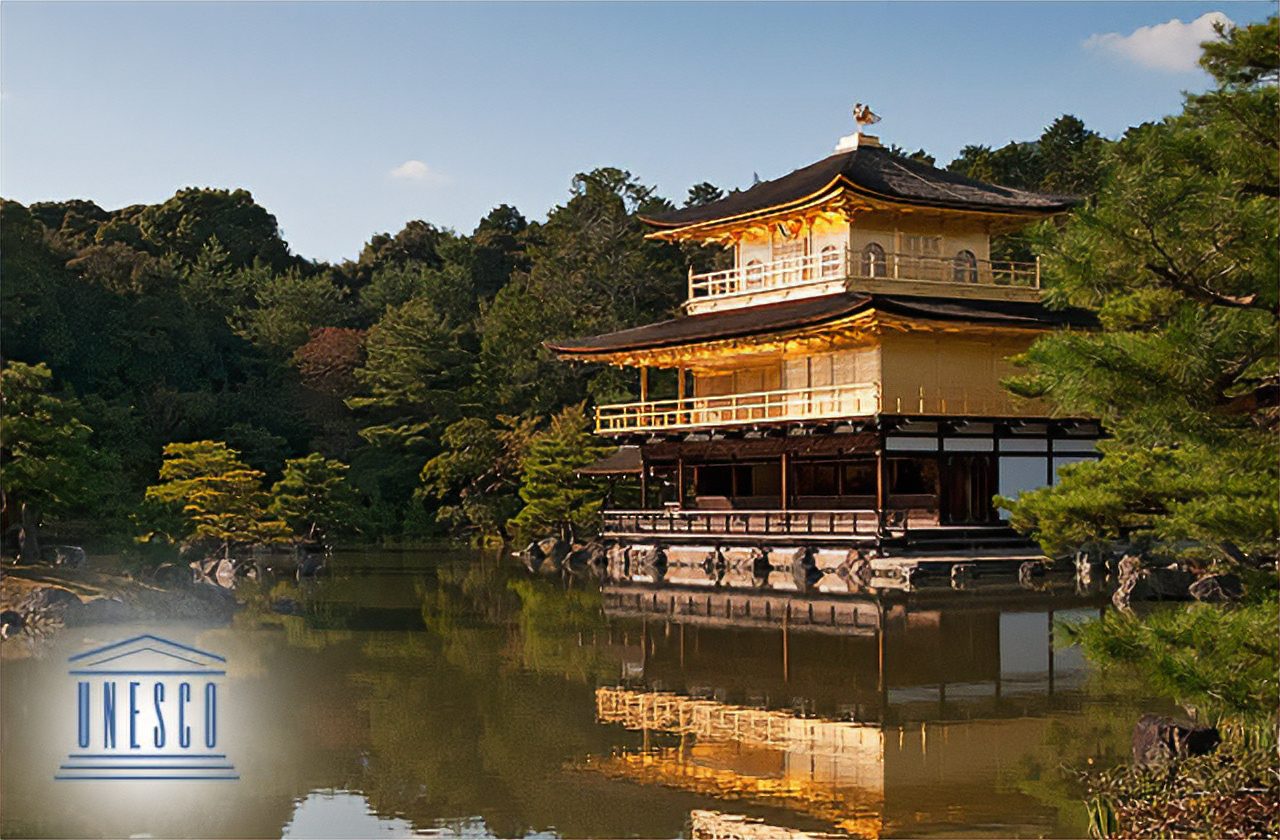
(1084, 12, 1232, 73)
(389, 159, 439, 182)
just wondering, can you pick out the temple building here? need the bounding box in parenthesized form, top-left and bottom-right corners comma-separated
(549, 113, 1100, 568)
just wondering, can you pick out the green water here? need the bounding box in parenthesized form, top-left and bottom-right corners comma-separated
(0, 549, 1166, 838)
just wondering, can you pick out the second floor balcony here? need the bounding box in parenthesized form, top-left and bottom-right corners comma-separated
(686, 247, 1040, 313)
(595, 382, 1035, 434)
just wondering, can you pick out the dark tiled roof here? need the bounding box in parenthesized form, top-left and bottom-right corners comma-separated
(643, 146, 1077, 229)
(576, 446, 643, 475)
(547, 293, 1096, 356)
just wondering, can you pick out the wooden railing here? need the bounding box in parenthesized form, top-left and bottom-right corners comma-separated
(689, 250, 846, 301)
(595, 383, 880, 433)
(852, 250, 1039, 288)
(686, 247, 1039, 305)
(603, 509, 881, 538)
(595, 383, 1038, 433)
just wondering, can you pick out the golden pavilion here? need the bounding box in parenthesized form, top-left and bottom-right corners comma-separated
(549, 112, 1100, 569)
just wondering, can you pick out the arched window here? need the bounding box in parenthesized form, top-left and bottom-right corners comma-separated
(861, 243, 887, 278)
(952, 249, 978, 283)
(744, 259, 764, 289)
(819, 245, 842, 278)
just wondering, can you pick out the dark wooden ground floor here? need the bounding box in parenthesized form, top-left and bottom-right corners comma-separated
(595, 416, 1101, 534)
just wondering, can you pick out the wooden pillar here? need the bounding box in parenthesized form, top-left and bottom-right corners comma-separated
(781, 609, 790, 683)
(875, 446, 887, 536)
(677, 366, 687, 425)
(639, 452, 648, 509)
(780, 451, 790, 512)
(676, 455, 686, 509)
(639, 366, 649, 402)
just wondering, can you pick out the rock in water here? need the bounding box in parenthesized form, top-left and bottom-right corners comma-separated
(51, 546, 87, 568)
(1018, 559, 1048, 588)
(1131, 714, 1220, 767)
(1143, 565, 1195, 599)
(0, 610, 26, 638)
(565, 540, 608, 578)
(1189, 573, 1244, 602)
(152, 563, 191, 588)
(519, 541, 546, 574)
(536, 537, 570, 572)
(297, 552, 326, 578)
(214, 558, 237, 588)
(1113, 555, 1194, 608)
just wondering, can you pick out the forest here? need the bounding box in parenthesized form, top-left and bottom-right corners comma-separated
(1, 15, 1274, 576)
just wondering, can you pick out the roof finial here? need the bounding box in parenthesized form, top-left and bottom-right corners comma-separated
(853, 103, 881, 131)
(835, 103, 882, 153)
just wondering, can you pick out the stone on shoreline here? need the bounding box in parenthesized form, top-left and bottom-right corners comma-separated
(1188, 573, 1244, 603)
(1131, 713, 1220, 768)
(1112, 555, 1195, 609)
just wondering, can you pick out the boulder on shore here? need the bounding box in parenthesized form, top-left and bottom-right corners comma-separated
(1188, 573, 1244, 603)
(564, 540, 608, 577)
(1131, 713, 1220, 768)
(1113, 555, 1194, 609)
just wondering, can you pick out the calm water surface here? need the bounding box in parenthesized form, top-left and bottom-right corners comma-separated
(1, 549, 1167, 838)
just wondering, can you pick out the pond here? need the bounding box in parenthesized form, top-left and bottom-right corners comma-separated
(0, 549, 1169, 838)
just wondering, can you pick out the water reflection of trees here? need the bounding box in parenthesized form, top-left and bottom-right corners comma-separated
(224, 552, 714, 838)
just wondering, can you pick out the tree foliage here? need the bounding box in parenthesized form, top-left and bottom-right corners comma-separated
(1004, 17, 1279, 567)
(0, 362, 111, 559)
(144, 441, 291, 550)
(419, 415, 538, 539)
(507, 405, 612, 541)
(269, 453, 360, 542)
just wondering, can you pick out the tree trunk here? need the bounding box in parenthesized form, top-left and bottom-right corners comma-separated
(17, 502, 41, 565)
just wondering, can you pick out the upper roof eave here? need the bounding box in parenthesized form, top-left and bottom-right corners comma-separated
(641, 146, 1079, 239)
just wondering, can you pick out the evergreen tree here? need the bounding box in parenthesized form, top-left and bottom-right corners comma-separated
(348, 297, 473, 449)
(229, 264, 349, 357)
(270, 453, 360, 542)
(144, 441, 291, 554)
(1004, 17, 1279, 568)
(420, 415, 537, 539)
(0, 362, 107, 561)
(475, 167, 683, 416)
(508, 405, 612, 541)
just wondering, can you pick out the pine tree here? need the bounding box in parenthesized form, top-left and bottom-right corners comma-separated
(508, 405, 612, 542)
(145, 440, 291, 555)
(269, 453, 359, 543)
(0, 362, 106, 562)
(1004, 17, 1279, 568)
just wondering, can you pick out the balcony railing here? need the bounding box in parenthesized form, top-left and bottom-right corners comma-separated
(595, 383, 881, 434)
(603, 508, 883, 538)
(687, 247, 1039, 305)
(854, 250, 1039, 287)
(594, 384, 1038, 433)
(689, 250, 846, 301)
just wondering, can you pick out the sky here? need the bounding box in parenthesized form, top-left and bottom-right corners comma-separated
(2, 1, 1273, 263)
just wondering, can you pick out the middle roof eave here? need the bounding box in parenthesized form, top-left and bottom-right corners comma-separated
(546, 293, 875, 356)
(546, 293, 1098, 358)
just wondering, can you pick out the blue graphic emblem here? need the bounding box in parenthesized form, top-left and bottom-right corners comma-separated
(58, 634, 238, 781)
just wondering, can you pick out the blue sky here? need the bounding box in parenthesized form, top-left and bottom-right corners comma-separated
(2, 2, 1273, 263)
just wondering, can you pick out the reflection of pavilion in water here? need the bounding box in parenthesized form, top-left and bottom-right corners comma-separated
(584, 585, 1107, 837)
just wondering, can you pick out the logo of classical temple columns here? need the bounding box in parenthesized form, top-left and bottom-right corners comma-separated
(58, 634, 238, 781)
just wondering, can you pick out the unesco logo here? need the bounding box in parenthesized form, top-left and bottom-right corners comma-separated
(57, 634, 238, 781)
